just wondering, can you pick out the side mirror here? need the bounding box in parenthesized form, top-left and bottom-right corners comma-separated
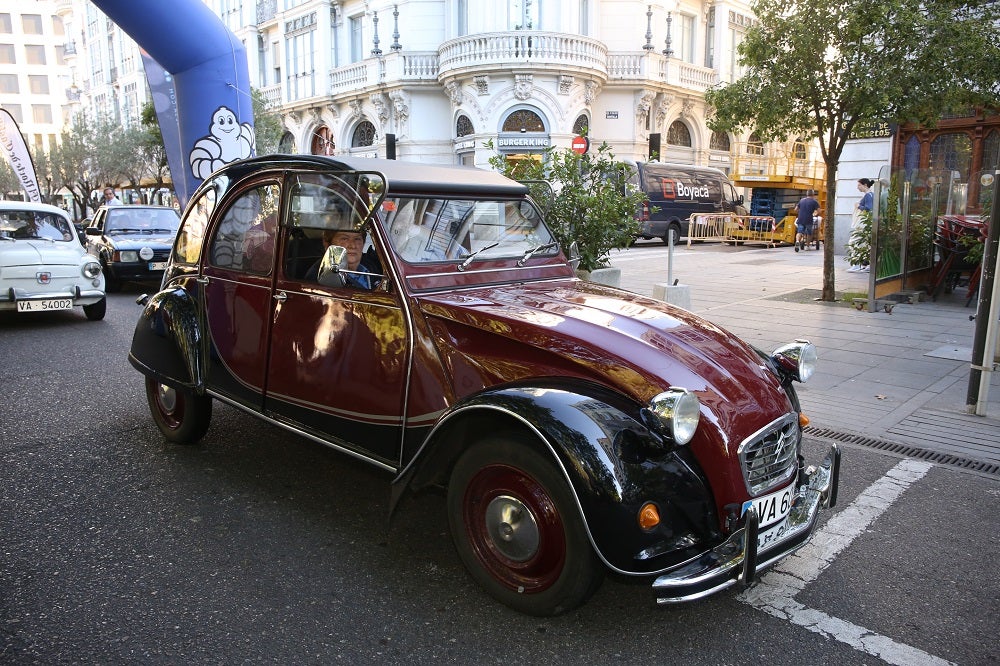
(737, 195, 745, 206)
(85, 227, 101, 236)
(317, 245, 349, 288)
(566, 240, 581, 271)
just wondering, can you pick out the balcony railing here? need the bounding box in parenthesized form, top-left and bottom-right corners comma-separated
(438, 31, 608, 79)
(259, 84, 281, 107)
(257, 0, 277, 24)
(329, 52, 439, 95)
(608, 52, 719, 93)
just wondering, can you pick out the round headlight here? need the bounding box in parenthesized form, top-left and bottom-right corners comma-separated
(771, 340, 818, 383)
(120, 250, 139, 262)
(649, 388, 701, 445)
(83, 261, 102, 279)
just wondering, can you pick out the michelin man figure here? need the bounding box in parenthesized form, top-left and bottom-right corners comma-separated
(189, 106, 256, 180)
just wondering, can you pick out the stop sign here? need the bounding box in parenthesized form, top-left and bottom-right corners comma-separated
(571, 135, 590, 154)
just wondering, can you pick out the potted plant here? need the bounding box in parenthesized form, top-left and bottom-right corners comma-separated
(487, 140, 646, 286)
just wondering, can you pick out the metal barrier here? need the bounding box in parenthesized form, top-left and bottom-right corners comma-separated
(686, 214, 784, 246)
(686, 214, 732, 245)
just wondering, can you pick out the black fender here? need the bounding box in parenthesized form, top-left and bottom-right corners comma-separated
(392, 381, 722, 576)
(128, 286, 205, 392)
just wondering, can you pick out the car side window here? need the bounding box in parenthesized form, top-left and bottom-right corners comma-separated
(172, 189, 216, 265)
(208, 183, 281, 275)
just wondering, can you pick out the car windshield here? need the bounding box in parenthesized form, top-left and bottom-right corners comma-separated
(0, 210, 74, 242)
(379, 197, 556, 264)
(106, 208, 180, 234)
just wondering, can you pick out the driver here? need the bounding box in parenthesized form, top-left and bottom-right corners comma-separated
(307, 227, 381, 289)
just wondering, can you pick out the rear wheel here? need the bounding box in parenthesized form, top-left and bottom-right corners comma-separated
(447, 435, 603, 616)
(83, 298, 106, 321)
(661, 224, 681, 246)
(145, 377, 212, 444)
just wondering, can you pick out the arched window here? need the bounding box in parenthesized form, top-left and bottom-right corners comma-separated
(709, 131, 730, 151)
(903, 135, 920, 174)
(667, 120, 692, 147)
(456, 115, 474, 137)
(502, 109, 545, 133)
(792, 137, 807, 160)
(573, 114, 589, 136)
(278, 131, 296, 153)
(351, 120, 376, 148)
(746, 132, 764, 155)
(930, 132, 972, 179)
(982, 129, 999, 172)
(310, 125, 334, 155)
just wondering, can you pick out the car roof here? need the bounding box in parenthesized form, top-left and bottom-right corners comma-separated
(217, 154, 530, 198)
(0, 200, 72, 218)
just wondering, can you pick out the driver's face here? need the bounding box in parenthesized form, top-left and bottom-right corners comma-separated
(329, 231, 364, 269)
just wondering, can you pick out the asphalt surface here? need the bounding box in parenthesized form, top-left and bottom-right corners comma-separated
(2, 278, 998, 665)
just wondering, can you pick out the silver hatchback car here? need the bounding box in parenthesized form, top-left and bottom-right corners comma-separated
(0, 201, 107, 320)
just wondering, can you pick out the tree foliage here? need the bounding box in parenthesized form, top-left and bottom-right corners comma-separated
(705, 0, 1000, 300)
(49, 112, 124, 219)
(252, 87, 286, 155)
(487, 142, 645, 272)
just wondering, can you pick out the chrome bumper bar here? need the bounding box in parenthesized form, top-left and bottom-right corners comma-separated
(652, 443, 841, 604)
(3, 285, 105, 304)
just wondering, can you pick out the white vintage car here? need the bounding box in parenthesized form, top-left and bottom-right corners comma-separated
(0, 200, 106, 320)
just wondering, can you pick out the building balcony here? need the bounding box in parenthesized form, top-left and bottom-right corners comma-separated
(607, 52, 719, 93)
(260, 84, 281, 107)
(437, 31, 609, 81)
(329, 52, 439, 96)
(256, 0, 277, 24)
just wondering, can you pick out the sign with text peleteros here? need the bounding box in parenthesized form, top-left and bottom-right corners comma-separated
(497, 134, 551, 149)
(849, 119, 894, 140)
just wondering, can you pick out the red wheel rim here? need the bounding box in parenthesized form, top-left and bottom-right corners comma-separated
(462, 464, 566, 593)
(151, 382, 184, 430)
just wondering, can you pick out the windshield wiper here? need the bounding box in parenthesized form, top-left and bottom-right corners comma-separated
(148, 228, 176, 233)
(110, 227, 142, 233)
(458, 241, 500, 271)
(517, 242, 559, 267)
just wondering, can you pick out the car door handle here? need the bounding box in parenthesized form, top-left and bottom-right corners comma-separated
(273, 291, 287, 302)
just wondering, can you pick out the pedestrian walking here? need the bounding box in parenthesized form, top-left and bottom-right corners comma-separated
(847, 178, 874, 272)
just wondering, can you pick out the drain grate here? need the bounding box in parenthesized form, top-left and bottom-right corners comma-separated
(804, 426, 1000, 477)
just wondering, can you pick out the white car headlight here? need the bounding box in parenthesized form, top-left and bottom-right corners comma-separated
(120, 250, 139, 262)
(649, 388, 701, 445)
(83, 261, 102, 279)
(771, 340, 818, 383)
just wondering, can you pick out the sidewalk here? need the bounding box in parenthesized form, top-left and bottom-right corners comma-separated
(610, 240, 1000, 469)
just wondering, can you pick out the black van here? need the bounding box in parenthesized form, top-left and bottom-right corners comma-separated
(626, 161, 746, 244)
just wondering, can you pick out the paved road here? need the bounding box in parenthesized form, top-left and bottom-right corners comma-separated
(2, 287, 997, 665)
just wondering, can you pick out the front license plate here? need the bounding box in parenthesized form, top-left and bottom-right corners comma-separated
(742, 483, 794, 529)
(149, 261, 166, 270)
(17, 298, 73, 312)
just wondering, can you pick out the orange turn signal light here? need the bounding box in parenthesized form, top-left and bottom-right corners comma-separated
(799, 413, 810, 428)
(638, 502, 661, 530)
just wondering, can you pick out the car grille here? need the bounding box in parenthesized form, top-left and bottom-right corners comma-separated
(152, 249, 171, 262)
(738, 413, 800, 495)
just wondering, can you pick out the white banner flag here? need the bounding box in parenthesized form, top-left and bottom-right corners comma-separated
(0, 107, 41, 202)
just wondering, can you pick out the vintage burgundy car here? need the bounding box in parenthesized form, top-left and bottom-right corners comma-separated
(129, 155, 840, 616)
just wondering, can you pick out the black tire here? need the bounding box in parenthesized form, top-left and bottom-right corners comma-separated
(447, 435, 603, 616)
(103, 266, 121, 293)
(83, 298, 106, 321)
(661, 224, 681, 247)
(145, 377, 212, 444)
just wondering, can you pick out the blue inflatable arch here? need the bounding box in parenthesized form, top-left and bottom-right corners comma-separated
(92, 0, 255, 207)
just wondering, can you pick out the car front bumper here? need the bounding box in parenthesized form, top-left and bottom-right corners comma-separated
(108, 261, 165, 282)
(1, 285, 106, 310)
(651, 443, 841, 604)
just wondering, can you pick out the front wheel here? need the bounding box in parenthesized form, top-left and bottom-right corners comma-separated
(83, 298, 106, 321)
(145, 377, 212, 444)
(447, 436, 603, 616)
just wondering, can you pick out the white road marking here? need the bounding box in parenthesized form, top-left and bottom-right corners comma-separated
(740, 459, 952, 666)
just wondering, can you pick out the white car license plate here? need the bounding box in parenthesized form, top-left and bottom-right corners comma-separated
(17, 298, 73, 312)
(149, 261, 167, 270)
(742, 484, 796, 551)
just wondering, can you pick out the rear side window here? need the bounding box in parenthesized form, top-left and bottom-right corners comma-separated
(208, 183, 281, 275)
(173, 188, 216, 265)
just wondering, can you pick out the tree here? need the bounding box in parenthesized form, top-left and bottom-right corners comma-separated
(705, 0, 1000, 301)
(252, 87, 285, 155)
(137, 101, 171, 201)
(488, 142, 646, 272)
(50, 113, 123, 219)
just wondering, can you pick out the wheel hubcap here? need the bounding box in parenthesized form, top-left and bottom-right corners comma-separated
(484, 495, 539, 562)
(157, 384, 177, 413)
